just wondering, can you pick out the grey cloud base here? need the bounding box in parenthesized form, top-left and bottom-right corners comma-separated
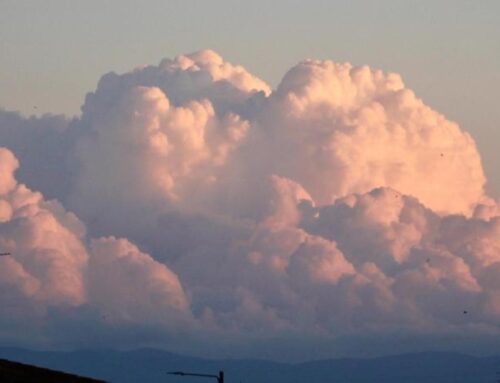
(1, 50, 499, 360)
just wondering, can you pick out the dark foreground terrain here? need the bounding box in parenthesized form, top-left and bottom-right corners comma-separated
(0, 348, 499, 382)
(0, 358, 104, 382)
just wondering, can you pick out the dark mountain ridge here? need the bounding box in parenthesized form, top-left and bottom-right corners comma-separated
(0, 347, 499, 382)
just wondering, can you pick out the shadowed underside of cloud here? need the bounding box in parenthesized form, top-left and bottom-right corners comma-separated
(1, 50, 500, 360)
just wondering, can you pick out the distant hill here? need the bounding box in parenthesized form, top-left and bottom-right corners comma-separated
(0, 348, 499, 382)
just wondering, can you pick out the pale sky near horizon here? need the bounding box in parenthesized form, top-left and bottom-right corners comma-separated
(1, 0, 499, 194)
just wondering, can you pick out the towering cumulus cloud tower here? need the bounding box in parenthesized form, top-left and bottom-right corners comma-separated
(1, 50, 499, 359)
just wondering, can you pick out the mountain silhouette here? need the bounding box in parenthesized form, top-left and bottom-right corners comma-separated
(0, 348, 499, 382)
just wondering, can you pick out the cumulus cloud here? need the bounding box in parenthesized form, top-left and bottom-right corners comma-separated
(0, 50, 499, 359)
(254, 60, 485, 215)
(71, 85, 249, 235)
(88, 236, 190, 325)
(0, 148, 190, 346)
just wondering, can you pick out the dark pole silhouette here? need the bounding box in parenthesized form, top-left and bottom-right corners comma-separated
(168, 370, 224, 383)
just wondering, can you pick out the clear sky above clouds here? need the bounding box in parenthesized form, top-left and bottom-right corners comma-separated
(1, 1, 499, 194)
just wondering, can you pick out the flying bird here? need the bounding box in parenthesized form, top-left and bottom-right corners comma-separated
(0, 252, 10, 256)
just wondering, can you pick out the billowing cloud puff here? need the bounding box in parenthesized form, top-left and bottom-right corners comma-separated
(166, 179, 500, 346)
(0, 148, 189, 346)
(0, 147, 86, 307)
(0, 51, 499, 359)
(168, 182, 500, 359)
(72, 85, 249, 233)
(161, 49, 271, 97)
(81, 50, 269, 120)
(0, 147, 19, 196)
(66, 50, 268, 239)
(88, 237, 189, 324)
(254, 60, 485, 215)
